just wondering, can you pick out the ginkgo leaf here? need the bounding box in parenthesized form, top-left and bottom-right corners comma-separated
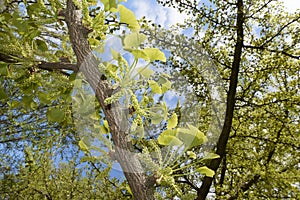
(158, 129, 177, 138)
(158, 130, 182, 146)
(202, 152, 220, 160)
(151, 112, 163, 124)
(142, 48, 166, 62)
(177, 124, 207, 149)
(38, 91, 51, 104)
(88, 38, 101, 47)
(35, 39, 48, 51)
(46, 108, 65, 123)
(137, 67, 154, 78)
(148, 80, 162, 94)
(106, 63, 118, 73)
(124, 32, 147, 49)
(167, 113, 178, 129)
(79, 140, 89, 151)
(103, 120, 110, 132)
(187, 151, 197, 159)
(100, 0, 117, 12)
(93, 12, 105, 26)
(73, 79, 82, 88)
(100, 125, 109, 134)
(0, 63, 8, 76)
(131, 49, 148, 60)
(196, 166, 215, 177)
(119, 5, 140, 31)
(159, 77, 172, 93)
(0, 86, 8, 100)
(111, 48, 120, 60)
(87, 0, 98, 6)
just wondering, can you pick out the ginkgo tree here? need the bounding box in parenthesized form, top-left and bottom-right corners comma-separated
(1, 0, 298, 199)
(154, 0, 300, 199)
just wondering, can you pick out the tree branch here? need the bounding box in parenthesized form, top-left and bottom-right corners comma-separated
(243, 45, 300, 60)
(38, 61, 79, 72)
(0, 53, 18, 63)
(246, 0, 275, 19)
(260, 15, 300, 47)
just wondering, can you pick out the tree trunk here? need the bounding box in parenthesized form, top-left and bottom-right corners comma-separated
(64, 1, 154, 199)
(196, 0, 244, 199)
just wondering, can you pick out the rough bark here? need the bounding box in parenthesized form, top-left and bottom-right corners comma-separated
(64, 1, 154, 199)
(196, 0, 244, 199)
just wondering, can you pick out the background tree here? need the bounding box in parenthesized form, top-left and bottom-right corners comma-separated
(154, 0, 299, 199)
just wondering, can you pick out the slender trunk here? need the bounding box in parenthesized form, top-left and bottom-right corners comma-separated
(196, 0, 244, 199)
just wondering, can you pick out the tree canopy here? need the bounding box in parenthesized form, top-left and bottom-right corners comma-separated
(0, 0, 299, 199)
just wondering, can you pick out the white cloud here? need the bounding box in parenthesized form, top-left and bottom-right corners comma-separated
(282, 0, 300, 12)
(129, 0, 190, 27)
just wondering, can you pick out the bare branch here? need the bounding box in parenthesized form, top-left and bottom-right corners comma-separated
(38, 61, 79, 72)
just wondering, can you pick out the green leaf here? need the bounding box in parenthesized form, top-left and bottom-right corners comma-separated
(46, 108, 65, 123)
(103, 120, 110, 132)
(8, 100, 20, 109)
(131, 49, 148, 60)
(79, 140, 89, 152)
(88, 38, 101, 47)
(73, 79, 82, 88)
(100, 0, 117, 12)
(93, 12, 104, 26)
(69, 72, 77, 81)
(148, 80, 162, 94)
(137, 67, 154, 78)
(124, 32, 147, 49)
(119, 5, 140, 31)
(87, 0, 98, 5)
(158, 130, 182, 146)
(126, 185, 133, 196)
(177, 124, 207, 149)
(35, 39, 48, 51)
(159, 77, 172, 93)
(0, 86, 8, 100)
(196, 166, 215, 177)
(22, 95, 33, 108)
(0, 63, 8, 76)
(27, 29, 41, 40)
(142, 48, 166, 62)
(187, 151, 197, 159)
(158, 135, 182, 146)
(38, 91, 51, 105)
(111, 48, 121, 60)
(99, 125, 108, 134)
(202, 152, 220, 160)
(107, 63, 118, 73)
(167, 113, 178, 129)
(151, 112, 163, 124)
